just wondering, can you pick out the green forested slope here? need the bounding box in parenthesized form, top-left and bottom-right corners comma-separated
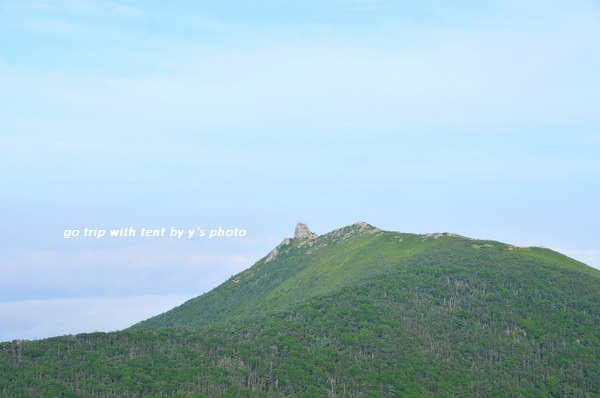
(1, 223, 599, 397)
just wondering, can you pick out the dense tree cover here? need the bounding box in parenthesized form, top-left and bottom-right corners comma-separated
(1, 224, 599, 397)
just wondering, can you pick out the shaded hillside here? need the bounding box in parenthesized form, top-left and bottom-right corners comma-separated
(1, 223, 599, 397)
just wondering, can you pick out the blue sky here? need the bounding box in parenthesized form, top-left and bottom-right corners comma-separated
(1, 0, 599, 341)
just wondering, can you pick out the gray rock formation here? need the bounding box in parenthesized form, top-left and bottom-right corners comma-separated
(294, 222, 317, 240)
(264, 237, 291, 263)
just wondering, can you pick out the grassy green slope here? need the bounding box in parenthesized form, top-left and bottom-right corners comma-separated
(130, 224, 481, 328)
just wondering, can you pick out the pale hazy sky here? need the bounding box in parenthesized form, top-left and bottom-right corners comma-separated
(1, 0, 599, 342)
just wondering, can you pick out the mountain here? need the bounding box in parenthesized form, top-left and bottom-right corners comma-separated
(1, 222, 599, 397)
(131, 222, 416, 329)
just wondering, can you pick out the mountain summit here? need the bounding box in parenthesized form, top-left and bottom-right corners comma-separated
(293, 222, 317, 239)
(2, 222, 599, 397)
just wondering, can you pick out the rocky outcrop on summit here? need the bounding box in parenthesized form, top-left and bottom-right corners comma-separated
(321, 222, 381, 244)
(294, 223, 317, 240)
(265, 222, 380, 262)
(350, 221, 379, 233)
(265, 224, 315, 263)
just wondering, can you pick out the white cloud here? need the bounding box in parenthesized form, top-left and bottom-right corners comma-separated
(6, 18, 600, 185)
(0, 295, 194, 342)
(2, 4, 598, 140)
(0, 239, 261, 300)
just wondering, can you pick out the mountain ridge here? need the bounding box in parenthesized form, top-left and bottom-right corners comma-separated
(130, 222, 596, 330)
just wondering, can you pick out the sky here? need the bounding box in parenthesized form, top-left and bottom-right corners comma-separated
(1, 0, 599, 342)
